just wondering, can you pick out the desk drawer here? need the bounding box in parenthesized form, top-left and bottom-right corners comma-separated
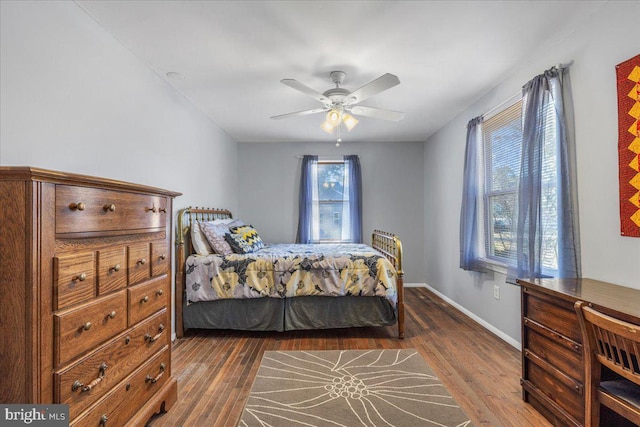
(56, 185, 167, 235)
(525, 321, 582, 382)
(56, 309, 169, 419)
(55, 291, 127, 367)
(524, 289, 581, 342)
(527, 355, 583, 423)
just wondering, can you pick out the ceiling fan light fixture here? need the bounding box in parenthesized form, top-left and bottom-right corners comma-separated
(326, 109, 341, 126)
(320, 121, 334, 134)
(342, 113, 358, 131)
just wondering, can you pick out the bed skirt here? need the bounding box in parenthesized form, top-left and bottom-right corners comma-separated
(183, 296, 397, 332)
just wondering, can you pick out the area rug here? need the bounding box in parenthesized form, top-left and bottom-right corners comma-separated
(238, 349, 472, 427)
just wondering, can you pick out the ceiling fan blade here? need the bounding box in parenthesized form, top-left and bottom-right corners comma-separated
(270, 108, 328, 120)
(346, 73, 400, 104)
(349, 106, 405, 121)
(280, 79, 330, 104)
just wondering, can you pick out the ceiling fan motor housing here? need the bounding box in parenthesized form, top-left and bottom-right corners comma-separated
(322, 88, 350, 106)
(330, 70, 346, 85)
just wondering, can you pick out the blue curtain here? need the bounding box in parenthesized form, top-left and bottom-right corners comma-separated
(459, 116, 485, 272)
(345, 155, 363, 243)
(509, 67, 581, 280)
(295, 155, 317, 243)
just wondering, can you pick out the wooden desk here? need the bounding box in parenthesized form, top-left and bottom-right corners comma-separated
(516, 278, 640, 426)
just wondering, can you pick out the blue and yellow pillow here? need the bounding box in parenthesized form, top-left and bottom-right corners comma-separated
(225, 225, 264, 253)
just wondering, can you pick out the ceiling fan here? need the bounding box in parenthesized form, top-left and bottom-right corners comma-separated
(271, 71, 405, 136)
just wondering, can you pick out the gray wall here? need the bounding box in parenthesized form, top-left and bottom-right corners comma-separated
(0, 1, 239, 336)
(2, 0, 637, 348)
(0, 1, 239, 213)
(237, 141, 425, 283)
(423, 1, 640, 345)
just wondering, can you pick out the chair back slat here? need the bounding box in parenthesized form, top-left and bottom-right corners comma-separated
(583, 306, 640, 384)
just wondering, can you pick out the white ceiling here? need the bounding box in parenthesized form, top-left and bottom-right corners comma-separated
(76, 1, 603, 144)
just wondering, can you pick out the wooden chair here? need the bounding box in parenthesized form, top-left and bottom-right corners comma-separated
(575, 301, 640, 427)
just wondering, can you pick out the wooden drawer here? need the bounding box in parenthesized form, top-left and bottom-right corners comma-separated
(54, 252, 96, 310)
(128, 276, 168, 327)
(128, 242, 150, 285)
(55, 309, 169, 419)
(525, 321, 582, 382)
(97, 246, 127, 295)
(71, 347, 171, 427)
(527, 356, 583, 423)
(55, 290, 127, 367)
(56, 185, 168, 235)
(524, 289, 581, 342)
(151, 239, 169, 277)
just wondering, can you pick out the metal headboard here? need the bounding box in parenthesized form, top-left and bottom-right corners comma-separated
(176, 207, 233, 253)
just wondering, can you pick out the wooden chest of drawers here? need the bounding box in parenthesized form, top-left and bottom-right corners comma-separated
(517, 277, 640, 427)
(0, 167, 181, 426)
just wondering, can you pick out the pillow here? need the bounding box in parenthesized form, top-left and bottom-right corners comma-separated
(200, 221, 235, 255)
(225, 225, 264, 254)
(191, 218, 234, 255)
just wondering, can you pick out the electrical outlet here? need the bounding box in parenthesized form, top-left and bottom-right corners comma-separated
(493, 284, 500, 300)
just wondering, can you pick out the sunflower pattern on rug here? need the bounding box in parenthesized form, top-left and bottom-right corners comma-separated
(239, 349, 472, 427)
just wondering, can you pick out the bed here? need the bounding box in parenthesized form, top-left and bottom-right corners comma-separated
(174, 207, 405, 338)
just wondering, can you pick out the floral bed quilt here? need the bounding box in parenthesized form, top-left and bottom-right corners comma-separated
(185, 243, 398, 305)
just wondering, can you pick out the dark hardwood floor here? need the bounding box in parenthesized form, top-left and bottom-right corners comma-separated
(148, 287, 551, 426)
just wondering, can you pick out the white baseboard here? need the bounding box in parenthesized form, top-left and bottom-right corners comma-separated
(404, 282, 427, 288)
(422, 284, 522, 350)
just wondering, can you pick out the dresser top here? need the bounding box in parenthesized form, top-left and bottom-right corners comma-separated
(516, 277, 640, 321)
(0, 166, 181, 198)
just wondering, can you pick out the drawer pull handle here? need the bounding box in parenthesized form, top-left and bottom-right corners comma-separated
(69, 202, 85, 211)
(159, 254, 166, 261)
(156, 289, 164, 296)
(108, 311, 116, 319)
(99, 414, 108, 426)
(144, 324, 165, 343)
(72, 362, 108, 393)
(73, 273, 87, 282)
(109, 264, 121, 272)
(82, 322, 92, 331)
(145, 205, 157, 213)
(141, 295, 149, 303)
(145, 363, 166, 384)
(103, 204, 116, 212)
(137, 258, 147, 265)
(159, 207, 167, 213)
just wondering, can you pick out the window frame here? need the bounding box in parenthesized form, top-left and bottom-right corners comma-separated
(314, 160, 351, 243)
(480, 98, 522, 269)
(477, 96, 560, 276)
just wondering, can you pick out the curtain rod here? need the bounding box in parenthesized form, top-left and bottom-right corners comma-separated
(482, 90, 521, 120)
(294, 155, 354, 160)
(481, 62, 570, 120)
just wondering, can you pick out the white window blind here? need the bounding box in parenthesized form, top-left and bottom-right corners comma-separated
(482, 100, 522, 264)
(481, 97, 559, 271)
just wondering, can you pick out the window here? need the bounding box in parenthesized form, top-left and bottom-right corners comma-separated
(480, 99, 558, 272)
(482, 100, 522, 265)
(297, 155, 362, 244)
(461, 67, 580, 279)
(315, 161, 351, 242)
